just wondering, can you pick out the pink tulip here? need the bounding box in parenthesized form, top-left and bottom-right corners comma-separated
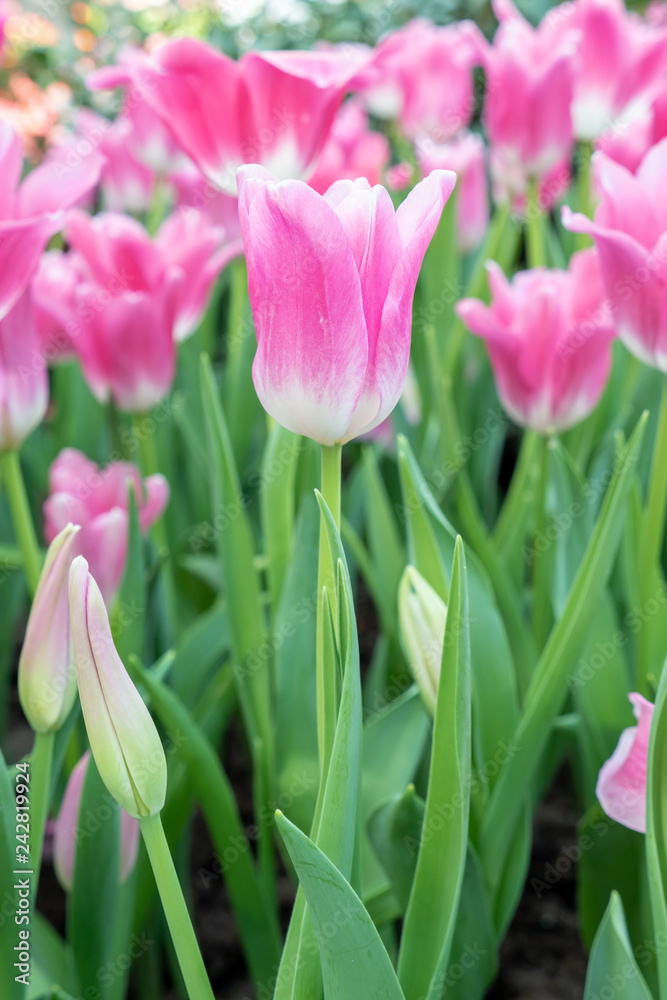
(18, 524, 80, 733)
(44, 448, 169, 607)
(74, 109, 155, 215)
(483, 0, 575, 206)
(544, 0, 667, 142)
(418, 131, 489, 252)
(0, 120, 101, 321)
(88, 48, 191, 175)
(237, 166, 456, 445)
(455, 249, 615, 433)
(32, 249, 86, 363)
(596, 87, 667, 174)
(88, 40, 367, 195)
(352, 19, 486, 142)
(154, 207, 243, 342)
(308, 101, 390, 195)
(562, 139, 667, 372)
(61, 210, 178, 411)
(69, 556, 167, 819)
(385, 162, 415, 192)
(171, 162, 243, 234)
(0, 289, 49, 449)
(54, 751, 140, 891)
(596, 693, 653, 833)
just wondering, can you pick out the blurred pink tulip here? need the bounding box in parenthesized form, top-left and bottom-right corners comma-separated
(596, 693, 653, 833)
(352, 19, 485, 142)
(483, 0, 575, 206)
(44, 448, 169, 607)
(154, 207, 243, 342)
(54, 751, 140, 891)
(545, 0, 667, 142)
(455, 249, 615, 433)
(75, 109, 155, 215)
(237, 166, 456, 445)
(308, 101, 390, 195)
(385, 161, 414, 192)
(418, 131, 489, 251)
(0, 289, 49, 450)
(32, 249, 87, 363)
(563, 139, 667, 372)
(88, 40, 367, 195)
(596, 87, 667, 174)
(88, 48, 191, 175)
(63, 210, 178, 411)
(0, 120, 101, 321)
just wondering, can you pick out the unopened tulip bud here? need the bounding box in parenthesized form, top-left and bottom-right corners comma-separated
(18, 523, 80, 733)
(69, 555, 166, 819)
(399, 566, 447, 715)
(54, 751, 140, 892)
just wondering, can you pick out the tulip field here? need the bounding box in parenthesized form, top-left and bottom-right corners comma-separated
(3, 0, 667, 996)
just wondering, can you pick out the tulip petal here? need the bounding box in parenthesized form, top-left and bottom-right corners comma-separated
(597, 693, 653, 833)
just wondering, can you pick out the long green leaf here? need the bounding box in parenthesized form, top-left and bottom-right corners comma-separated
(398, 536, 471, 1000)
(274, 493, 362, 1000)
(478, 413, 647, 894)
(584, 893, 653, 1000)
(260, 422, 301, 616)
(646, 649, 667, 996)
(0, 748, 21, 1000)
(276, 812, 405, 1000)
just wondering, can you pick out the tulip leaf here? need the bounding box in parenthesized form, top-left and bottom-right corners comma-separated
(30, 915, 78, 999)
(112, 485, 145, 666)
(361, 447, 406, 639)
(368, 785, 425, 912)
(444, 846, 499, 1000)
(396, 436, 519, 799)
(478, 413, 647, 898)
(69, 755, 121, 1000)
(274, 493, 362, 1000)
(200, 354, 271, 758)
(0, 749, 21, 1000)
(274, 496, 320, 833)
(260, 422, 301, 616)
(275, 811, 406, 1000)
(128, 659, 282, 988)
(584, 892, 653, 1000)
(397, 535, 471, 1000)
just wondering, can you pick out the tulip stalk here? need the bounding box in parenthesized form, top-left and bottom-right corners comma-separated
(29, 729, 54, 900)
(139, 813, 215, 1000)
(532, 434, 553, 651)
(637, 377, 667, 686)
(3, 450, 42, 596)
(316, 443, 342, 771)
(525, 177, 546, 268)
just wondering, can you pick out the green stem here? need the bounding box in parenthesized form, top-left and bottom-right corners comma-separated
(532, 435, 552, 651)
(526, 177, 546, 269)
(575, 141, 593, 252)
(132, 414, 178, 638)
(139, 814, 215, 1000)
(30, 730, 54, 904)
(316, 444, 342, 773)
(147, 174, 167, 237)
(3, 451, 42, 595)
(637, 376, 667, 686)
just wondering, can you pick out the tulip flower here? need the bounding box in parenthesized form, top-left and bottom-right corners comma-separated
(483, 0, 575, 207)
(44, 448, 169, 607)
(237, 166, 456, 445)
(87, 40, 367, 195)
(53, 751, 140, 891)
(69, 555, 166, 819)
(596, 693, 653, 833)
(18, 524, 80, 733)
(0, 289, 50, 451)
(417, 131, 489, 251)
(543, 0, 667, 142)
(74, 109, 155, 215)
(351, 18, 486, 142)
(154, 207, 244, 342)
(0, 120, 101, 320)
(455, 249, 615, 433)
(32, 249, 86, 364)
(307, 101, 390, 195)
(399, 566, 448, 714)
(562, 140, 667, 372)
